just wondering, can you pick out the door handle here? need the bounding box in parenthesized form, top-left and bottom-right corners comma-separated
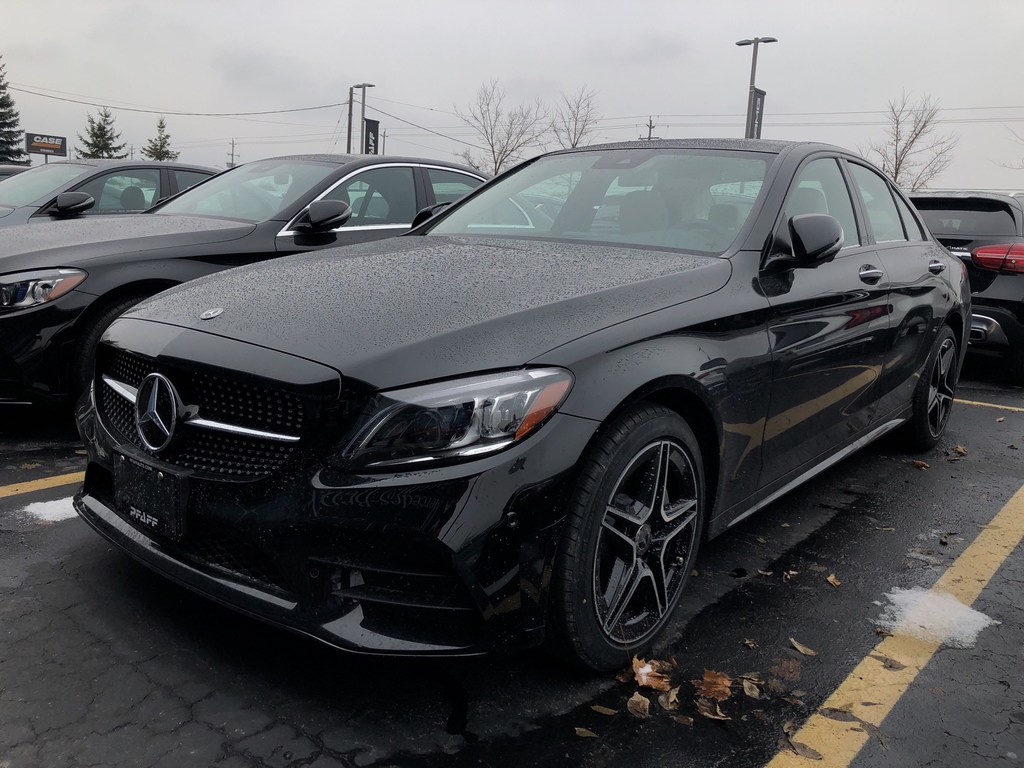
(858, 265, 884, 284)
(928, 259, 946, 275)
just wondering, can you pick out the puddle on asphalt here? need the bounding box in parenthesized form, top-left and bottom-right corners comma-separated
(875, 587, 1000, 648)
(18, 497, 77, 523)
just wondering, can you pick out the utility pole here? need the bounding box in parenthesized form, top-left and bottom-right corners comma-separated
(129, 144, 134, 159)
(640, 117, 658, 141)
(381, 130, 386, 155)
(226, 139, 238, 168)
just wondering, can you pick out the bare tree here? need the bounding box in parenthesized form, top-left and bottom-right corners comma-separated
(455, 80, 548, 175)
(551, 85, 600, 149)
(864, 92, 958, 191)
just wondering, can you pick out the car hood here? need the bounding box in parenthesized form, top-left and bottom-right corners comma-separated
(0, 214, 254, 271)
(125, 236, 731, 389)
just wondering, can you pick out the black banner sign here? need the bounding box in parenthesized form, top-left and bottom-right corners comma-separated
(25, 133, 68, 157)
(363, 118, 380, 155)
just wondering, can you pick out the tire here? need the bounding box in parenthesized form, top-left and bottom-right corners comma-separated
(70, 293, 152, 400)
(904, 325, 959, 452)
(547, 403, 706, 671)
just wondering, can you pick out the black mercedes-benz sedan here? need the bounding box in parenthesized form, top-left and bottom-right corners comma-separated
(74, 139, 969, 670)
(0, 154, 485, 404)
(0, 159, 216, 226)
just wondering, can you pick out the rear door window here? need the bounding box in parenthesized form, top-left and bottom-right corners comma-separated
(426, 168, 483, 205)
(848, 164, 906, 243)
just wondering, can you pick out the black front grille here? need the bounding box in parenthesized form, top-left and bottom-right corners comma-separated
(97, 348, 307, 480)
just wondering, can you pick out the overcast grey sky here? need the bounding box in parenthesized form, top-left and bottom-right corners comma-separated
(3, 0, 1023, 189)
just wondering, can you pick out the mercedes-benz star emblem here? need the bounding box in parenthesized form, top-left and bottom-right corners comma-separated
(135, 373, 179, 453)
(200, 308, 224, 320)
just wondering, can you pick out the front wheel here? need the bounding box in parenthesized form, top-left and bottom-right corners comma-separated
(904, 325, 959, 451)
(548, 404, 706, 671)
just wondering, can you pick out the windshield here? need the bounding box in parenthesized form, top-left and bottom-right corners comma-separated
(155, 159, 339, 223)
(428, 148, 771, 254)
(0, 163, 90, 207)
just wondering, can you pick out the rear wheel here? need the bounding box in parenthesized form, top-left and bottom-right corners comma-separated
(548, 404, 705, 671)
(70, 293, 152, 401)
(904, 326, 959, 451)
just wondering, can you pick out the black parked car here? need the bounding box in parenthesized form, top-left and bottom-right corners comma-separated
(0, 159, 216, 227)
(0, 163, 30, 180)
(910, 191, 1024, 382)
(74, 140, 968, 670)
(0, 154, 486, 404)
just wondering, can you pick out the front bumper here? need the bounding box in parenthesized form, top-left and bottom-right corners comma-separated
(0, 290, 93, 403)
(74, 393, 598, 657)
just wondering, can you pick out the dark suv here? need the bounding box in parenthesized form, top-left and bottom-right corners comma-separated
(910, 191, 1024, 382)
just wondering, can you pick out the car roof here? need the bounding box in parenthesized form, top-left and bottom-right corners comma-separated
(908, 190, 1023, 204)
(259, 153, 486, 175)
(41, 159, 216, 172)
(547, 138, 848, 156)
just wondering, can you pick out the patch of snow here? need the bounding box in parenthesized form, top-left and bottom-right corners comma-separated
(19, 497, 78, 523)
(875, 587, 999, 649)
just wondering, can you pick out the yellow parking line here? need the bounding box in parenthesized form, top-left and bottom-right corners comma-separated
(0, 471, 85, 499)
(766, 481, 1024, 768)
(955, 398, 1024, 413)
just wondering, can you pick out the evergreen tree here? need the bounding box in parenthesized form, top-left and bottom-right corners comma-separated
(0, 55, 27, 163)
(76, 107, 127, 159)
(140, 116, 179, 161)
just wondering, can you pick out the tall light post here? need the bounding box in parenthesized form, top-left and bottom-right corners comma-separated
(735, 37, 777, 139)
(346, 82, 375, 154)
(357, 83, 375, 153)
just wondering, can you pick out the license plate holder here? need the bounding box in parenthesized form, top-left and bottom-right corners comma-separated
(113, 453, 187, 540)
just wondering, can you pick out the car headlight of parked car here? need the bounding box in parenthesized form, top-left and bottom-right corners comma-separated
(0, 269, 87, 312)
(342, 367, 574, 469)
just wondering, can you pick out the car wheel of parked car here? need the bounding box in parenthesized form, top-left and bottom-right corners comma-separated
(549, 404, 705, 671)
(71, 292, 152, 400)
(905, 326, 959, 451)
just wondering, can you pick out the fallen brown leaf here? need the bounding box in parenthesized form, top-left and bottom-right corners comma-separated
(590, 705, 617, 716)
(18, 462, 41, 470)
(782, 695, 807, 707)
(783, 720, 796, 736)
(757, 569, 773, 577)
(783, 569, 799, 583)
(820, 706, 858, 722)
(743, 638, 759, 649)
(770, 658, 802, 682)
(954, 445, 968, 456)
(696, 697, 730, 721)
(911, 460, 930, 470)
(658, 686, 681, 711)
(742, 679, 761, 699)
(787, 739, 824, 760)
(738, 672, 765, 684)
(627, 691, 650, 719)
(751, 709, 770, 723)
(875, 526, 895, 532)
(670, 714, 694, 726)
(996, 416, 1005, 423)
(781, 522, 791, 527)
(615, 668, 633, 683)
(756, 536, 767, 544)
(790, 637, 818, 656)
(874, 627, 893, 637)
(871, 653, 906, 671)
(632, 656, 674, 691)
(791, 689, 806, 697)
(691, 569, 700, 577)
(574, 727, 598, 738)
(691, 669, 733, 702)
(826, 573, 842, 588)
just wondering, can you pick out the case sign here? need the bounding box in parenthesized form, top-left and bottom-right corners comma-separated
(25, 133, 68, 157)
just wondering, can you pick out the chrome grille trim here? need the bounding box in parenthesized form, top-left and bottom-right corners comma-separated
(103, 374, 301, 443)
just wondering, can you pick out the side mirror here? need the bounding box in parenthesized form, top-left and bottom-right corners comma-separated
(52, 191, 96, 217)
(789, 213, 843, 266)
(306, 199, 352, 232)
(411, 202, 452, 229)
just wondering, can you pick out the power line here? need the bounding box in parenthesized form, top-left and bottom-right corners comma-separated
(363, 103, 486, 150)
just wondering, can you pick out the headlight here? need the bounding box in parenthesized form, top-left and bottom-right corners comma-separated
(342, 368, 573, 469)
(0, 269, 87, 312)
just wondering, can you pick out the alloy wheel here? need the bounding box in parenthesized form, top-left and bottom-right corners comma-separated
(593, 439, 700, 645)
(927, 337, 957, 437)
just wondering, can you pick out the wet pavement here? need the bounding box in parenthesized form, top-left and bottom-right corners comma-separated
(1, 358, 1022, 767)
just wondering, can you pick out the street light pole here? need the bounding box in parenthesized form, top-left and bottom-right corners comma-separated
(735, 37, 777, 139)
(357, 83, 375, 153)
(346, 86, 355, 154)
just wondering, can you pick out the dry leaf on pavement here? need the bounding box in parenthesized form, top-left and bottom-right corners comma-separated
(996, 416, 1005, 422)
(632, 656, 675, 691)
(627, 691, 651, 719)
(787, 738, 824, 760)
(575, 727, 598, 738)
(658, 686, 681, 711)
(670, 714, 694, 726)
(954, 445, 968, 456)
(826, 573, 841, 588)
(696, 697, 730, 720)
(783, 569, 799, 583)
(757, 569, 773, 577)
(691, 669, 733, 701)
(743, 638, 759, 649)
(790, 637, 818, 656)
(911, 460, 930, 470)
(770, 658, 802, 681)
(590, 705, 617, 716)
(742, 679, 762, 699)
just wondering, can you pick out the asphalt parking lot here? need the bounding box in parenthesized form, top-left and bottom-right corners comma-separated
(1, 357, 1022, 768)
